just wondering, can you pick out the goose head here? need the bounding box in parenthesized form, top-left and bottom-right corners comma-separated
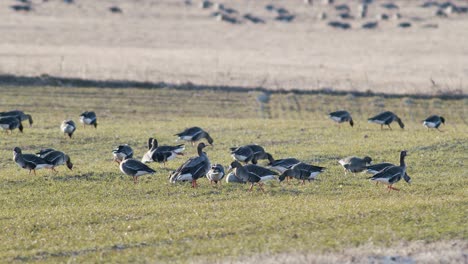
(227, 160, 242, 172)
(66, 155, 73, 170)
(363, 156, 372, 164)
(396, 117, 405, 129)
(205, 133, 214, 146)
(279, 169, 293, 182)
(13, 147, 22, 155)
(440, 116, 445, 124)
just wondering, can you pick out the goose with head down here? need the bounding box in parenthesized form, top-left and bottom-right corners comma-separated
(174, 127, 213, 146)
(60, 120, 76, 138)
(368, 111, 404, 130)
(369, 150, 410, 191)
(0, 116, 23, 134)
(268, 157, 301, 173)
(112, 145, 134, 163)
(423, 115, 445, 131)
(279, 162, 326, 185)
(142, 137, 185, 166)
(36, 149, 73, 172)
(339, 156, 372, 175)
(119, 156, 155, 184)
(329, 110, 354, 127)
(169, 142, 210, 188)
(0, 110, 33, 127)
(79, 111, 97, 128)
(206, 164, 225, 185)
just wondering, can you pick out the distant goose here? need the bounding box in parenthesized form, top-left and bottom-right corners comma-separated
(175, 127, 213, 146)
(279, 162, 326, 185)
(368, 111, 405, 129)
(228, 161, 277, 191)
(14, 147, 53, 175)
(0, 117, 23, 133)
(169, 143, 211, 188)
(329, 110, 354, 127)
(120, 157, 156, 184)
(60, 120, 76, 138)
(369, 151, 410, 191)
(339, 156, 372, 174)
(79, 111, 97, 128)
(365, 162, 411, 184)
(206, 164, 225, 185)
(37, 149, 73, 171)
(112, 145, 133, 163)
(423, 115, 445, 131)
(0, 110, 33, 127)
(142, 138, 185, 166)
(268, 158, 301, 173)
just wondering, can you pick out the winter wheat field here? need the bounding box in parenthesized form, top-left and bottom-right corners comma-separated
(0, 0, 467, 263)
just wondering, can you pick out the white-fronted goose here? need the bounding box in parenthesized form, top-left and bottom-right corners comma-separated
(142, 138, 185, 166)
(248, 144, 274, 164)
(169, 142, 211, 188)
(369, 151, 410, 191)
(0, 110, 33, 127)
(0, 117, 23, 133)
(112, 145, 133, 163)
(206, 164, 225, 185)
(37, 149, 73, 171)
(339, 156, 372, 174)
(365, 162, 411, 183)
(79, 111, 97, 128)
(423, 115, 445, 131)
(174, 127, 213, 146)
(119, 157, 156, 184)
(279, 162, 326, 185)
(14, 147, 53, 175)
(329, 110, 354, 127)
(228, 161, 277, 192)
(60, 120, 76, 138)
(230, 145, 255, 163)
(268, 158, 301, 173)
(368, 111, 404, 129)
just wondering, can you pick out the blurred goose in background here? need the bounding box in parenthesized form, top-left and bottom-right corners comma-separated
(206, 164, 225, 185)
(60, 120, 76, 138)
(0, 110, 33, 127)
(368, 111, 404, 129)
(142, 137, 185, 166)
(329, 110, 354, 127)
(0, 117, 23, 133)
(37, 149, 73, 171)
(119, 156, 156, 184)
(268, 157, 301, 173)
(228, 161, 277, 192)
(112, 145, 134, 163)
(369, 150, 410, 191)
(339, 156, 372, 174)
(14, 147, 53, 175)
(423, 115, 445, 131)
(169, 142, 211, 188)
(174, 127, 213, 146)
(279, 162, 326, 185)
(79, 111, 97, 128)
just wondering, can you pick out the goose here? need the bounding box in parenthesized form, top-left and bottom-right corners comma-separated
(423, 115, 445, 131)
(79, 111, 97, 128)
(230, 145, 254, 163)
(279, 162, 326, 185)
(339, 156, 372, 174)
(119, 157, 156, 184)
(329, 110, 354, 127)
(369, 151, 410, 191)
(227, 161, 277, 192)
(368, 111, 404, 129)
(206, 164, 225, 185)
(169, 142, 210, 188)
(0, 117, 23, 133)
(60, 120, 76, 138)
(13, 147, 53, 175)
(37, 149, 73, 171)
(142, 138, 185, 166)
(365, 162, 411, 184)
(268, 158, 301, 173)
(174, 127, 213, 146)
(225, 172, 246, 183)
(0, 110, 33, 127)
(112, 145, 133, 163)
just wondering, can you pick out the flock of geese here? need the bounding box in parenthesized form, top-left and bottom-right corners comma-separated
(2, 109, 447, 192)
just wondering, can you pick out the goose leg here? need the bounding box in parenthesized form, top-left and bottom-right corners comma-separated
(191, 180, 197, 188)
(388, 124, 392, 130)
(33, 169, 36, 176)
(133, 176, 138, 184)
(248, 183, 254, 192)
(388, 185, 399, 191)
(380, 124, 383, 130)
(301, 180, 305, 185)
(258, 182, 265, 192)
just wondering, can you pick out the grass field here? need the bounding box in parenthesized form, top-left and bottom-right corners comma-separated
(0, 86, 467, 263)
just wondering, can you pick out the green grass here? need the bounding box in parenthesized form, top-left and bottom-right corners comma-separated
(0, 86, 467, 263)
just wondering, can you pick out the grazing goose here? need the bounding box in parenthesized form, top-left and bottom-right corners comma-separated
(230, 145, 254, 163)
(79, 111, 97, 128)
(119, 157, 156, 184)
(339, 156, 372, 174)
(169, 142, 211, 188)
(0, 117, 23, 133)
(142, 138, 185, 166)
(0, 110, 33, 127)
(369, 151, 410, 191)
(206, 164, 225, 185)
(174, 127, 213, 146)
(423, 115, 445, 131)
(112, 145, 134, 163)
(368, 111, 404, 129)
(13, 147, 53, 175)
(329, 110, 354, 127)
(268, 158, 301, 173)
(228, 161, 277, 192)
(365, 162, 411, 183)
(60, 120, 76, 138)
(279, 162, 326, 185)
(37, 149, 73, 171)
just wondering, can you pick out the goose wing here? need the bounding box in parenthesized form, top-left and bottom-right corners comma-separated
(244, 164, 278, 177)
(123, 159, 155, 174)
